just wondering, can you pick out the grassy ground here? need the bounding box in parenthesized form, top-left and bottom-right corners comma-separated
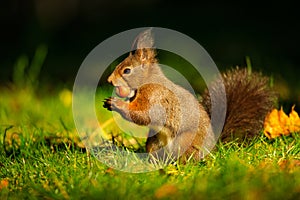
(0, 83, 299, 200)
(1, 49, 300, 199)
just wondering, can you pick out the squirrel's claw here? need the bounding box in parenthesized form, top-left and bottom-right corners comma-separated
(103, 97, 128, 112)
(103, 97, 113, 111)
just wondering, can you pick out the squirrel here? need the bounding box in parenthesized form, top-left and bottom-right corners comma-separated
(103, 29, 276, 162)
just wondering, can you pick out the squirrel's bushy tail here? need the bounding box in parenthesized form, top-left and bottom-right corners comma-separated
(202, 68, 277, 141)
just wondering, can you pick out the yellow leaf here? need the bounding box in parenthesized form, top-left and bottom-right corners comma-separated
(278, 107, 290, 135)
(264, 107, 289, 139)
(278, 159, 300, 172)
(264, 106, 300, 139)
(289, 105, 300, 133)
(0, 179, 9, 190)
(155, 184, 178, 199)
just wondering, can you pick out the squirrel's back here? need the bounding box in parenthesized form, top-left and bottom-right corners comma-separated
(201, 67, 277, 141)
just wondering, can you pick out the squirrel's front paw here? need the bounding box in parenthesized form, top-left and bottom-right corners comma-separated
(103, 97, 127, 112)
(103, 97, 114, 111)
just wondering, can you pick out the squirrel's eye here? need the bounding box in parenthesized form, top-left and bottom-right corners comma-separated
(123, 68, 131, 74)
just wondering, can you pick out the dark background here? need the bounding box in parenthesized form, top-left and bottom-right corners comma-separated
(0, 0, 299, 103)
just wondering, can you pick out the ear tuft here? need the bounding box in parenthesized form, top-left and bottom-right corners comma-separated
(136, 28, 154, 49)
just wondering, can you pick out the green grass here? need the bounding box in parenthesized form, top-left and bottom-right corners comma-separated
(0, 49, 299, 199)
(0, 84, 299, 200)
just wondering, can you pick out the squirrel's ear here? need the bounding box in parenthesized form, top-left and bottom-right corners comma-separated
(136, 28, 154, 49)
(134, 28, 156, 62)
(136, 49, 156, 63)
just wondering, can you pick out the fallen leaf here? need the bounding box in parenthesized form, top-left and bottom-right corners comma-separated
(154, 184, 178, 199)
(278, 159, 300, 172)
(288, 105, 300, 133)
(0, 179, 9, 190)
(278, 107, 290, 135)
(264, 108, 289, 139)
(105, 167, 115, 175)
(264, 106, 300, 139)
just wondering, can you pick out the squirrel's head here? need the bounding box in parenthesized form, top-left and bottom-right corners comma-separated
(107, 29, 160, 98)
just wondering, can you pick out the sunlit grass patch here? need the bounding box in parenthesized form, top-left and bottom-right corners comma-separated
(1, 52, 300, 198)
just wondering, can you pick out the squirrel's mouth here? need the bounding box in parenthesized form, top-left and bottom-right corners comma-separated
(115, 86, 135, 98)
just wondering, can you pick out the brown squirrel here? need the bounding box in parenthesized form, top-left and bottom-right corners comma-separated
(103, 29, 276, 162)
